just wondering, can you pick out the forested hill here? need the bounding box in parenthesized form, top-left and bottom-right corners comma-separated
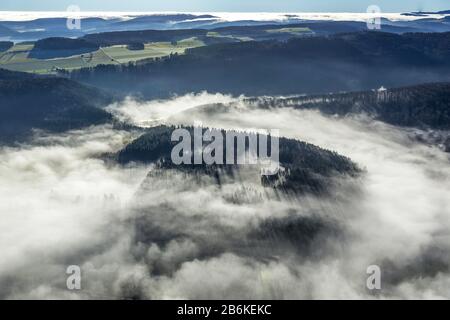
(0, 41, 13, 52)
(0, 70, 114, 143)
(116, 125, 360, 195)
(67, 31, 450, 98)
(82, 29, 208, 46)
(0, 68, 38, 80)
(248, 82, 450, 130)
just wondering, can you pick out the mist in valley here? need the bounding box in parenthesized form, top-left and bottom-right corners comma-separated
(0, 93, 449, 299)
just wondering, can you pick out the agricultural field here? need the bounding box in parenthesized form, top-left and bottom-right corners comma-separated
(266, 27, 314, 35)
(0, 37, 205, 74)
(101, 37, 204, 63)
(206, 31, 253, 42)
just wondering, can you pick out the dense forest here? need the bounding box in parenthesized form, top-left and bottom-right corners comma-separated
(33, 37, 100, 51)
(67, 31, 450, 98)
(0, 68, 37, 80)
(30, 37, 100, 59)
(0, 41, 13, 52)
(0, 71, 113, 143)
(117, 125, 360, 195)
(248, 82, 450, 130)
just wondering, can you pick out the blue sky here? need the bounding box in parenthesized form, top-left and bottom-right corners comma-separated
(0, 0, 448, 12)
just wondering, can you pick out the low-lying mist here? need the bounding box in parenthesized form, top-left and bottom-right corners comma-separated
(1, 93, 449, 299)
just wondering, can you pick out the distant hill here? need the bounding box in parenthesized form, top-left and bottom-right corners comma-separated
(116, 125, 360, 195)
(407, 10, 450, 15)
(1, 12, 449, 42)
(78, 20, 442, 47)
(0, 18, 91, 40)
(113, 14, 217, 26)
(0, 70, 113, 143)
(0, 24, 17, 37)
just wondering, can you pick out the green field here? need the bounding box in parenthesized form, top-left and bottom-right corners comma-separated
(206, 31, 253, 42)
(266, 27, 313, 35)
(101, 38, 204, 63)
(0, 38, 205, 74)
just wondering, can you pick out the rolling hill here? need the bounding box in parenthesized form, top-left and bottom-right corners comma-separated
(0, 69, 114, 143)
(68, 31, 450, 98)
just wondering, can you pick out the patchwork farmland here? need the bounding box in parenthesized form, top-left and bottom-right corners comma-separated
(0, 37, 204, 74)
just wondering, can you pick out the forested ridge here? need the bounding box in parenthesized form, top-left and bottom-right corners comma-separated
(117, 125, 360, 195)
(0, 72, 113, 143)
(248, 82, 450, 129)
(66, 32, 450, 98)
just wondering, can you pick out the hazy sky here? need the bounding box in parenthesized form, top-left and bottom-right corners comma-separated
(0, 0, 448, 13)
